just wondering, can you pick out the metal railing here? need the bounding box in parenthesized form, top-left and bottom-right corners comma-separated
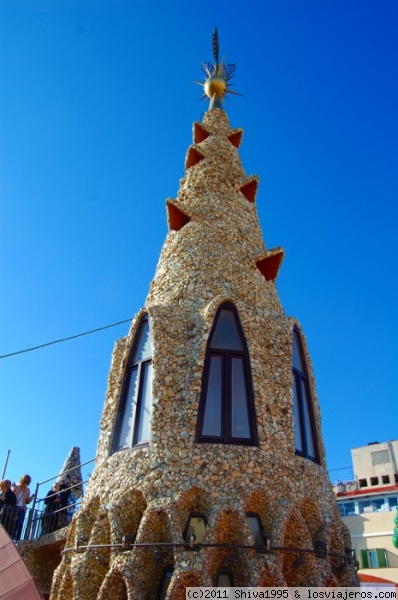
(12, 458, 95, 542)
(333, 479, 358, 495)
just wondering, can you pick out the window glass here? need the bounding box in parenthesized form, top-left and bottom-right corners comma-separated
(292, 327, 319, 463)
(198, 303, 257, 445)
(302, 383, 316, 459)
(358, 500, 372, 514)
(231, 357, 250, 438)
(116, 367, 138, 449)
(372, 499, 386, 512)
(217, 573, 232, 587)
(211, 309, 243, 350)
(292, 330, 305, 371)
(184, 516, 207, 544)
(133, 319, 152, 362)
(202, 356, 222, 436)
(388, 497, 397, 511)
(367, 549, 388, 568)
(246, 514, 265, 547)
(343, 502, 357, 516)
(113, 316, 153, 452)
(368, 549, 378, 568)
(135, 363, 153, 444)
(292, 374, 303, 452)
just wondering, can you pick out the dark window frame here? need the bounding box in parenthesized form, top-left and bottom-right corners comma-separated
(196, 302, 258, 446)
(292, 325, 320, 464)
(112, 315, 152, 453)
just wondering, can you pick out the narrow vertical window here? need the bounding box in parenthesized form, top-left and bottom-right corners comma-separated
(197, 303, 257, 445)
(156, 566, 174, 600)
(113, 316, 153, 451)
(292, 326, 319, 463)
(246, 512, 267, 550)
(183, 514, 207, 544)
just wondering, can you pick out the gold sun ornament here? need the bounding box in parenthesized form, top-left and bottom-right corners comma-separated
(194, 27, 242, 110)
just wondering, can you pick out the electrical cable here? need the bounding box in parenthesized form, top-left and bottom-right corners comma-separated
(0, 318, 133, 360)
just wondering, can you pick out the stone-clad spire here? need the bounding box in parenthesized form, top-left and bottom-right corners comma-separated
(48, 34, 359, 599)
(147, 108, 283, 315)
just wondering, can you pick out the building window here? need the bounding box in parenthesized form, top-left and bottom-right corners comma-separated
(196, 303, 257, 445)
(184, 514, 207, 544)
(113, 315, 153, 451)
(382, 475, 390, 484)
(358, 500, 372, 514)
(371, 450, 390, 466)
(360, 549, 388, 569)
(292, 327, 319, 463)
(216, 571, 234, 587)
(359, 478, 368, 488)
(338, 501, 357, 516)
(371, 499, 386, 512)
(388, 497, 397, 511)
(246, 512, 267, 550)
(370, 477, 379, 486)
(156, 566, 174, 600)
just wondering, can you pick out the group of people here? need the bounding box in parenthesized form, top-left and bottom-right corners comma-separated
(0, 473, 71, 539)
(0, 474, 35, 539)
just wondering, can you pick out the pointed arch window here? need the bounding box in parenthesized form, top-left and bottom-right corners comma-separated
(113, 315, 153, 451)
(292, 326, 319, 463)
(196, 303, 257, 445)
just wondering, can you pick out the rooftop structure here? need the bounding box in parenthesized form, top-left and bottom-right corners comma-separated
(16, 31, 359, 598)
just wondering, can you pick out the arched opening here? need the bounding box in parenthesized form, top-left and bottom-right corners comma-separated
(196, 303, 257, 445)
(113, 315, 153, 451)
(292, 326, 319, 463)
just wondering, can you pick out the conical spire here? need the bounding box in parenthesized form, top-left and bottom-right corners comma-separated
(49, 34, 359, 597)
(56, 446, 83, 498)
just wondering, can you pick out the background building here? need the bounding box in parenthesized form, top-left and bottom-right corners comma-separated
(334, 440, 398, 584)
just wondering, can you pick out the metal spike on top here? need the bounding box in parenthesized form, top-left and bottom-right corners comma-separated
(194, 27, 242, 110)
(212, 26, 220, 65)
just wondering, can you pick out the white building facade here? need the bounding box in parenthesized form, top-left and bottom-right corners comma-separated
(334, 441, 398, 583)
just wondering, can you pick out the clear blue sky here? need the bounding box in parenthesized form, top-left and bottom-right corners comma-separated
(1, 0, 397, 494)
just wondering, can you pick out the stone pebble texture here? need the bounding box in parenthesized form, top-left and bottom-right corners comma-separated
(48, 109, 358, 598)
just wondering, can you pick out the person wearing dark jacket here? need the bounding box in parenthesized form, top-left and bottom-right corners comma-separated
(0, 479, 17, 536)
(41, 482, 70, 535)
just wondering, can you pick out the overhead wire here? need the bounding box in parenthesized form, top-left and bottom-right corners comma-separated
(0, 318, 133, 360)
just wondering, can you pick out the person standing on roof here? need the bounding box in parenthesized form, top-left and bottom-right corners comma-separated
(12, 474, 35, 540)
(0, 479, 17, 536)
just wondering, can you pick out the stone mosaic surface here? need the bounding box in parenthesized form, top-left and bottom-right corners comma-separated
(48, 109, 358, 599)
